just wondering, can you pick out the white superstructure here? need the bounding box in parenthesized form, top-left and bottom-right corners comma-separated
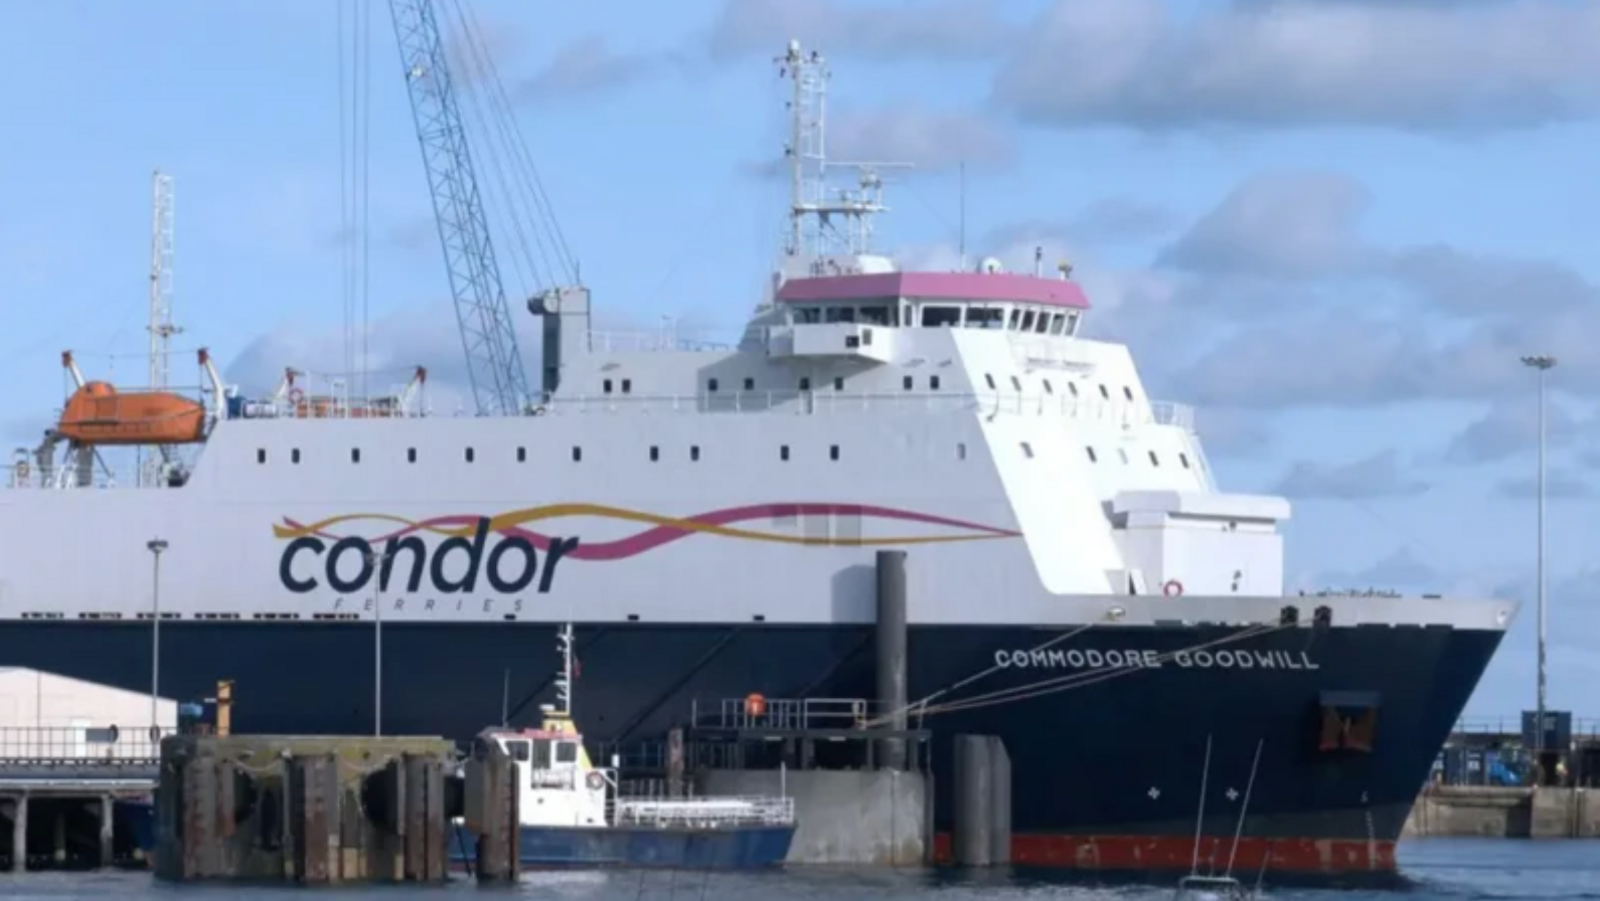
(0, 41, 1514, 639)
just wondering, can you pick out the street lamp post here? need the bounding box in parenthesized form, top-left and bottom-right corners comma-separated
(146, 538, 169, 739)
(1521, 354, 1556, 758)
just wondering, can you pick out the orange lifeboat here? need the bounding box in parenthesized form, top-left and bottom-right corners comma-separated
(56, 381, 206, 446)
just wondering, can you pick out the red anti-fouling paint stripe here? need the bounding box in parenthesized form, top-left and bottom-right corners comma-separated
(931, 833, 1396, 873)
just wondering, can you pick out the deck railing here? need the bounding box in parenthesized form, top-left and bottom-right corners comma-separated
(0, 725, 174, 764)
(613, 795, 796, 828)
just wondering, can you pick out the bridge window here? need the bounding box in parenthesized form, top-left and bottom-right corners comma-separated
(1117, 448, 1129, 465)
(825, 306, 856, 323)
(795, 307, 821, 324)
(1098, 384, 1110, 400)
(351, 448, 361, 464)
(407, 448, 417, 463)
(555, 742, 578, 764)
(859, 305, 891, 325)
(1148, 450, 1160, 467)
(1049, 313, 1067, 335)
(291, 449, 301, 465)
(743, 377, 755, 391)
(984, 374, 996, 390)
(968, 308, 1004, 329)
(603, 379, 613, 394)
(506, 740, 531, 762)
(1068, 383, 1079, 397)
(1043, 379, 1053, 394)
(708, 378, 719, 393)
(1009, 375, 1022, 392)
(1020, 310, 1036, 332)
(923, 306, 961, 327)
(1179, 453, 1191, 469)
(1086, 446, 1098, 463)
(930, 375, 941, 390)
(1020, 442, 1034, 459)
(622, 379, 632, 394)
(1123, 386, 1134, 401)
(257, 449, 266, 464)
(902, 375, 913, 391)
(1034, 313, 1049, 334)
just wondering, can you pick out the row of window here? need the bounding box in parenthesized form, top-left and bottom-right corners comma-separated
(256, 442, 1192, 469)
(601, 373, 1133, 400)
(1085, 445, 1191, 469)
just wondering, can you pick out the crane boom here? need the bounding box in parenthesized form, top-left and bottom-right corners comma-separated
(387, 0, 531, 416)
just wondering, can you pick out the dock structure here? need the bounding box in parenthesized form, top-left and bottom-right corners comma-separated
(0, 725, 164, 871)
(152, 734, 477, 884)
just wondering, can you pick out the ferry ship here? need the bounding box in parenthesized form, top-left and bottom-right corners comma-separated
(0, 39, 1515, 876)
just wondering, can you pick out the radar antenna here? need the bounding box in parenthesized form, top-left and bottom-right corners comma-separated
(776, 40, 912, 260)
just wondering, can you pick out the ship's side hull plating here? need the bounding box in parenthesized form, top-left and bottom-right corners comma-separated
(0, 618, 1502, 874)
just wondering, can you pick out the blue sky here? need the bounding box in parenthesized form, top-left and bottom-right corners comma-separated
(4, 0, 1599, 719)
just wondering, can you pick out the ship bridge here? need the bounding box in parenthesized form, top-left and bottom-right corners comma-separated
(766, 267, 1089, 364)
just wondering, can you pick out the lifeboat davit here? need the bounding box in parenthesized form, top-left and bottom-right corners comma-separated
(56, 381, 206, 446)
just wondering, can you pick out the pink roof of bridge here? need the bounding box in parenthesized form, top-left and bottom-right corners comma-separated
(775, 271, 1091, 309)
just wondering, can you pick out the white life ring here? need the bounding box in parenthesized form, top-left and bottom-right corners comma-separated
(287, 387, 306, 406)
(585, 771, 604, 790)
(1162, 579, 1184, 597)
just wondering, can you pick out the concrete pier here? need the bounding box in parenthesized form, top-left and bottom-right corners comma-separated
(1404, 786, 1600, 838)
(153, 734, 473, 884)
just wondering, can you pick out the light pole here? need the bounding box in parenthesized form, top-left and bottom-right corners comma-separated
(146, 538, 169, 740)
(1521, 354, 1556, 759)
(366, 549, 389, 737)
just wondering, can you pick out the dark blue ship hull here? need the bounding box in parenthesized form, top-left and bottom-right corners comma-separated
(450, 822, 795, 869)
(0, 618, 1506, 874)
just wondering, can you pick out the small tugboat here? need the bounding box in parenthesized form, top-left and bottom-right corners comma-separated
(450, 625, 798, 869)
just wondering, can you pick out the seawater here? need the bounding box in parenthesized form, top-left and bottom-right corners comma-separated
(0, 839, 1593, 900)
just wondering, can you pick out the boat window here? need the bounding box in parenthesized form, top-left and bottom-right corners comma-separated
(799, 377, 811, 391)
(1009, 375, 1022, 392)
(1148, 450, 1160, 467)
(571, 446, 582, 462)
(1020, 442, 1034, 459)
(555, 742, 579, 764)
(1086, 446, 1098, 463)
(707, 378, 719, 393)
(690, 445, 700, 462)
(956, 442, 967, 460)
(507, 740, 531, 763)
(465, 447, 475, 463)
(824, 306, 856, 323)
(532, 740, 552, 768)
(516, 447, 526, 463)
(795, 307, 821, 324)
(1123, 386, 1134, 401)
(922, 306, 961, 328)
(830, 444, 840, 461)
(902, 375, 913, 391)
(351, 448, 361, 464)
(984, 374, 996, 390)
(1068, 383, 1079, 397)
(930, 375, 941, 391)
(257, 449, 266, 464)
(1043, 379, 1053, 394)
(743, 377, 755, 391)
(859, 305, 891, 325)
(649, 446, 659, 462)
(1020, 310, 1036, 332)
(1034, 313, 1049, 334)
(967, 308, 1004, 329)
(1067, 312, 1081, 336)
(291, 449, 301, 465)
(603, 379, 613, 394)
(1008, 309, 1021, 330)
(1049, 313, 1066, 335)
(1098, 384, 1110, 400)
(833, 377, 844, 391)
(407, 447, 417, 463)
(1180, 453, 1191, 469)
(1118, 448, 1130, 465)
(622, 379, 632, 394)
(780, 445, 790, 461)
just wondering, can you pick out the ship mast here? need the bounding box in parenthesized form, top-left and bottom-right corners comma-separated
(553, 622, 574, 718)
(143, 169, 182, 487)
(776, 40, 909, 262)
